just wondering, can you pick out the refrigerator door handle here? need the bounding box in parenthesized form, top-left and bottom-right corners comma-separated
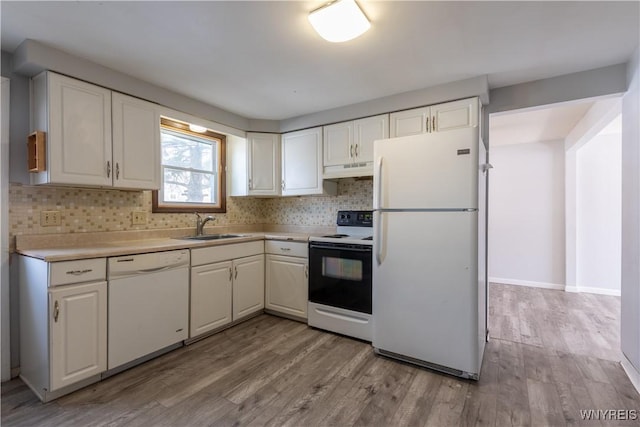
(374, 156, 383, 210)
(375, 211, 383, 265)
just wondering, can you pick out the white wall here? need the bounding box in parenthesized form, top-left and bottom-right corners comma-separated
(576, 133, 621, 295)
(489, 140, 566, 288)
(621, 45, 640, 389)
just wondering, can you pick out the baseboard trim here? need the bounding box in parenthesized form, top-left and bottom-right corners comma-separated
(489, 277, 564, 291)
(565, 285, 621, 296)
(622, 355, 640, 395)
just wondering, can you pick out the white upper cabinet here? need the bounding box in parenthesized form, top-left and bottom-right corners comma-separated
(228, 133, 281, 197)
(323, 114, 388, 178)
(32, 72, 113, 187)
(390, 98, 479, 138)
(431, 98, 479, 132)
(248, 133, 280, 196)
(111, 93, 161, 190)
(31, 72, 160, 190)
(390, 107, 430, 138)
(281, 127, 336, 196)
(323, 121, 354, 167)
(353, 114, 388, 165)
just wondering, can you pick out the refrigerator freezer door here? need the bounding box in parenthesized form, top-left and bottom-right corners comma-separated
(373, 210, 480, 375)
(373, 127, 478, 210)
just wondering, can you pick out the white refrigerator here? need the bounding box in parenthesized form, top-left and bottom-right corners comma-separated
(372, 126, 488, 380)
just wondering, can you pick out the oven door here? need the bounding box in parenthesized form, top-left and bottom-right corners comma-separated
(308, 241, 372, 314)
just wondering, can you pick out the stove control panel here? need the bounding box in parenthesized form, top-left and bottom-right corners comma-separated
(336, 210, 373, 227)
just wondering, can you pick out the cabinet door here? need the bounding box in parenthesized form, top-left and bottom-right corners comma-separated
(281, 127, 323, 196)
(323, 122, 353, 167)
(190, 261, 232, 337)
(49, 281, 107, 391)
(265, 255, 308, 319)
(431, 98, 479, 132)
(248, 133, 280, 196)
(232, 255, 265, 320)
(112, 93, 161, 190)
(47, 73, 112, 186)
(354, 114, 388, 163)
(389, 107, 430, 138)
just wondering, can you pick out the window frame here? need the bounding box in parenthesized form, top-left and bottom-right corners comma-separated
(152, 117, 226, 213)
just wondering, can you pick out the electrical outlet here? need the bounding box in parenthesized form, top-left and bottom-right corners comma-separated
(132, 211, 147, 225)
(40, 210, 61, 227)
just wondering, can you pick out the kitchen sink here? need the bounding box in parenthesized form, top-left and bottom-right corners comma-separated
(178, 234, 246, 241)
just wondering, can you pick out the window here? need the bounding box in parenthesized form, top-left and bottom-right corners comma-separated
(152, 117, 226, 213)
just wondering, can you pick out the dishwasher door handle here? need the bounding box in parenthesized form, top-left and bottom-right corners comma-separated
(110, 264, 185, 278)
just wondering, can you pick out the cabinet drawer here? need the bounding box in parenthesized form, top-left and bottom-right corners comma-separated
(265, 240, 307, 258)
(50, 258, 106, 286)
(191, 241, 264, 266)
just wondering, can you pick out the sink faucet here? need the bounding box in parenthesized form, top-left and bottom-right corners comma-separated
(195, 212, 216, 236)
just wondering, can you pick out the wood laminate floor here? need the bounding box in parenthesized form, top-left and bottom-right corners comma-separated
(2, 284, 639, 426)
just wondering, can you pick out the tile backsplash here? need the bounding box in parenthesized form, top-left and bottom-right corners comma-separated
(9, 178, 373, 242)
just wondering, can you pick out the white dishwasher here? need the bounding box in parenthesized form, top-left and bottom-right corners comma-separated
(107, 249, 190, 370)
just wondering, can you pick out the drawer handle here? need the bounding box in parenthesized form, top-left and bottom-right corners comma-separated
(280, 247, 291, 251)
(66, 269, 93, 275)
(53, 300, 59, 323)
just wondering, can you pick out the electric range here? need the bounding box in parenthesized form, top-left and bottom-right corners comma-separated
(307, 210, 373, 341)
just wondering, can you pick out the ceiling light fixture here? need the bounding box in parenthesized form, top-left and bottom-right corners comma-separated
(308, 0, 371, 43)
(188, 124, 208, 133)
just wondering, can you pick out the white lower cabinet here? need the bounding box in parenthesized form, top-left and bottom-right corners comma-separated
(19, 256, 108, 402)
(232, 255, 265, 320)
(49, 282, 107, 391)
(190, 261, 233, 337)
(189, 241, 264, 339)
(265, 241, 308, 320)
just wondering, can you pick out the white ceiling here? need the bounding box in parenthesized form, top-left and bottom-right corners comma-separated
(1, 1, 639, 121)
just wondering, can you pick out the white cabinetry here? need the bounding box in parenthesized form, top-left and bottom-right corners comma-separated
(190, 261, 233, 337)
(323, 114, 388, 178)
(390, 98, 479, 138)
(189, 241, 264, 338)
(19, 256, 107, 402)
(31, 71, 160, 190)
(281, 127, 337, 196)
(232, 254, 265, 319)
(111, 92, 161, 189)
(265, 240, 308, 321)
(229, 133, 280, 196)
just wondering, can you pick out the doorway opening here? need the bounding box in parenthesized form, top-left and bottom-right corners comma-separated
(487, 95, 623, 362)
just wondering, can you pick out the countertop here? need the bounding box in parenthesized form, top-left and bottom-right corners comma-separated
(16, 231, 314, 262)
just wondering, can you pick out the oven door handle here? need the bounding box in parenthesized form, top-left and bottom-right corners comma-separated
(309, 244, 372, 253)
